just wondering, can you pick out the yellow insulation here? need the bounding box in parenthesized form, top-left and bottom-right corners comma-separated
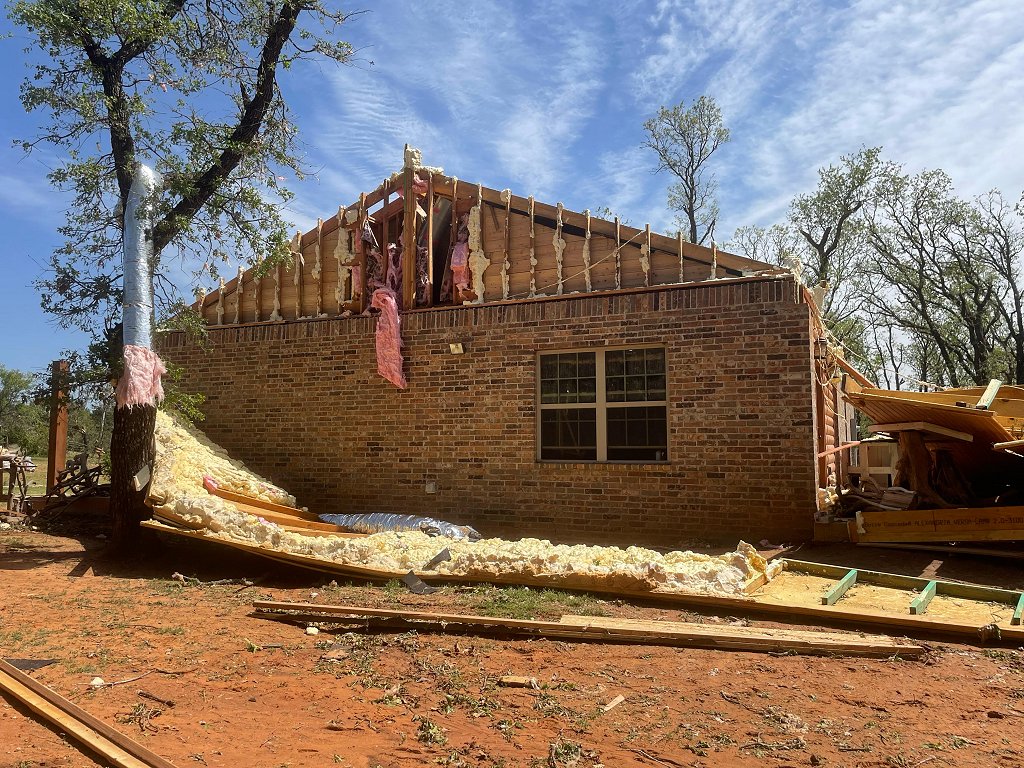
(150, 411, 780, 596)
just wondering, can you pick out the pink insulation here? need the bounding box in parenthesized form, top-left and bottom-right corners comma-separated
(385, 241, 402, 301)
(450, 213, 471, 295)
(370, 287, 407, 389)
(115, 344, 166, 409)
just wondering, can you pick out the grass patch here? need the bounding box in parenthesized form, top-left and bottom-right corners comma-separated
(470, 586, 607, 620)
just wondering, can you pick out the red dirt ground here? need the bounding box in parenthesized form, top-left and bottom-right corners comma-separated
(2, 528, 1023, 768)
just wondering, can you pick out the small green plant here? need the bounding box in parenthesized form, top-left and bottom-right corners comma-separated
(547, 738, 582, 766)
(415, 717, 447, 745)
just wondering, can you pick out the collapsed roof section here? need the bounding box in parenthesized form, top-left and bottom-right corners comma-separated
(193, 147, 782, 325)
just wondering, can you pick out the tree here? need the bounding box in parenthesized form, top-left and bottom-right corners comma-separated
(643, 95, 729, 245)
(11, 0, 356, 550)
(0, 366, 47, 454)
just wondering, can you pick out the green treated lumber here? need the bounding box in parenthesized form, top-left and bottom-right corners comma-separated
(975, 379, 1002, 410)
(821, 569, 858, 605)
(909, 581, 938, 615)
(1013, 594, 1024, 626)
(785, 559, 1021, 605)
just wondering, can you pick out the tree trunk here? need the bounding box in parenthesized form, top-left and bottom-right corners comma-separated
(109, 403, 156, 553)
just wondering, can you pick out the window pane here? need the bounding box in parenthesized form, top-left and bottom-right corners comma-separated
(607, 406, 668, 461)
(646, 349, 665, 374)
(540, 352, 596, 405)
(541, 408, 597, 460)
(625, 349, 645, 375)
(606, 376, 625, 402)
(606, 350, 624, 376)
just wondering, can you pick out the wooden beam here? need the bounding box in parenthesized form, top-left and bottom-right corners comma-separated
(909, 581, 937, 615)
(1013, 593, 1024, 626)
(426, 174, 435, 307)
(402, 162, 416, 309)
(315, 219, 324, 316)
(251, 602, 923, 658)
(0, 659, 179, 768)
(821, 569, 857, 605)
(355, 192, 367, 313)
(45, 360, 68, 494)
(292, 230, 303, 319)
(502, 189, 511, 299)
(993, 438, 1024, 451)
(614, 216, 621, 289)
(975, 379, 1002, 410)
(641, 223, 651, 286)
(868, 422, 974, 442)
(818, 440, 861, 459)
(528, 194, 537, 296)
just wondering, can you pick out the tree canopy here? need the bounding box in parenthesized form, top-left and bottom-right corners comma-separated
(11, 0, 356, 358)
(642, 95, 729, 246)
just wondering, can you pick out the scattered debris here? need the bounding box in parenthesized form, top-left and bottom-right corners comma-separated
(601, 694, 625, 713)
(498, 675, 539, 689)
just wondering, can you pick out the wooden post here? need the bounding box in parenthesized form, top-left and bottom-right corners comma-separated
(677, 231, 684, 283)
(426, 173, 435, 306)
(233, 266, 243, 324)
(402, 164, 416, 309)
(254, 272, 262, 322)
(642, 222, 652, 287)
(314, 218, 324, 317)
(450, 178, 459, 302)
(528, 195, 536, 297)
(293, 230, 303, 319)
(614, 217, 622, 289)
(582, 209, 592, 293)
(46, 360, 69, 493)
(356, 192, 367, 313)
(502, 189, 511, 299)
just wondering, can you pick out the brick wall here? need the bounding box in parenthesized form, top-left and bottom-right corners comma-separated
(159, 275, 819, 547)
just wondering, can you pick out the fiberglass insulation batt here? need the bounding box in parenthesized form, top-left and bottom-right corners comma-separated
(150, 411, 780, 596)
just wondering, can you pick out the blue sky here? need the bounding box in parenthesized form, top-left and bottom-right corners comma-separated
(2, 0, 1023, 375)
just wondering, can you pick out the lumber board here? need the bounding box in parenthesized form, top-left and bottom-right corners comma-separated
(857, 542, 1024, 560)
(252, 602, 923, 658)
(138, 523, 1024, 643)
(0, 660, 178, 768)
(821, 569, 858, 605)
(975, 379, 1002, 410)
(203, 483, 321, 521)
(909, 581, 937, 615)
(853, 507, 1024, 544)
(869, 421, 973, 442)
(1014, 594, 1024, 626)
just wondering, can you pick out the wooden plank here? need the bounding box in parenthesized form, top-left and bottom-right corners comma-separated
(0, 660, 179, 768)
(993, 438, 1024, 451)
(1012, 593, 1024, 626)
(252, 602, 923, 658)
(853, 507, 1024, 545)
(821, 569, 858, 605)
(909, 581, 937, 615)
(858, 542, 1024, 560)
(426, 174, 434, 306)
(975, 379, 1002, 410)
(201, 479, 321, 521)
(868, 421, 974, 442)
(402, 163, 416, 309)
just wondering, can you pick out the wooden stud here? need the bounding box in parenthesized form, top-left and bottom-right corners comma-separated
(425, 175, 435, 307)
(356, 192, 367, 313)
(402, 164, 416, 309)
(292, 230, 303, 319)
(909, 580, 937, 615)
(215, 278, 225, 325)
(1013, 593, 1024, 626)
(233, 266, 243, 324)
(710, 240, 718, 279)
(614, 216, 621, 289)
(529, 195, 537, 297)
(470, 182, 487, 303)
(640, 222, 651, 287)
(314, 218, 324, 316)
(253, 271, 262, 322)
(553, 202, 565, 295)
(271, 263, 282, 321)
(994, 438, 1024, 451)
(582, 209, 592, 292)
(821, 569, 857, 605)
(678, 231, 685, 283)
(975, 379, 1002, 409)
(502, 189, 512, 299)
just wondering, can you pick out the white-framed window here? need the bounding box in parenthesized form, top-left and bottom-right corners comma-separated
(536, 346, 668, 462)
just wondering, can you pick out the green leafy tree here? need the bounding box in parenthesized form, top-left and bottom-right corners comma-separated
(643, 95, 730, 245)
(11, 0, 357, 548)
(0, 365, 48, 454)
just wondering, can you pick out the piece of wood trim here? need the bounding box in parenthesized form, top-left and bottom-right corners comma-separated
(817, 441, 862, 459)
(1012, 593, 1024, 626)
(857, 542, 1024, 560)
(993, 438, 1024, 451)
(251, 602, 923, 658)
(975, 379, 1002, 410)
(909, 581, 937, 615)
(201, 479, 320, 521)
(868, 422, 974, 442)
(821, 569, 858, 605)
(426, 174, 434, 307)
(402, 163, 416, 310)
(0, 660, 179, 768)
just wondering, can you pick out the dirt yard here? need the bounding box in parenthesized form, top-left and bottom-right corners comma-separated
(1, 529, 1023, 768)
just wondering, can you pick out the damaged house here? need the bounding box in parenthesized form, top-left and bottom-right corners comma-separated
(159, 150, 851, 547)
